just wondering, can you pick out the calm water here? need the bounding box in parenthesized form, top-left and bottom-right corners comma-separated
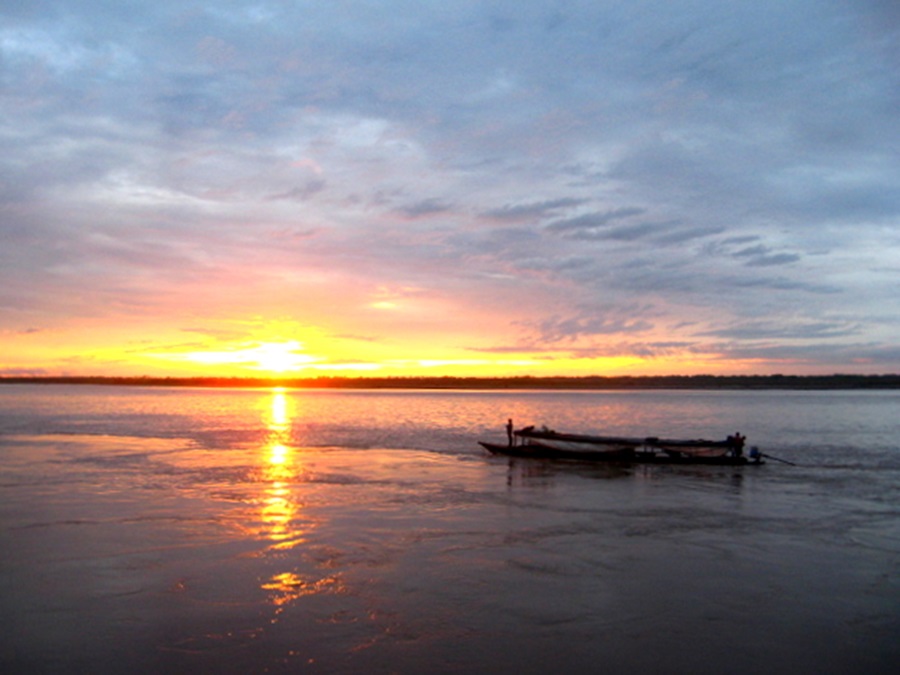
(1, 385, 898, 674)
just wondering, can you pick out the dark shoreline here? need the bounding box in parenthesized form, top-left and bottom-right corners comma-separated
(2, 374, 899, 390)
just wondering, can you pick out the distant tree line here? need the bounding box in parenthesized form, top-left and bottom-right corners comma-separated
(1, 374, 899, 389)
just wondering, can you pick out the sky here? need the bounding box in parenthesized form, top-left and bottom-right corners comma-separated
(1, 0, 898, 378)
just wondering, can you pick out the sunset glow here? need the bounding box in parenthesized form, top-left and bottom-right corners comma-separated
(159, 340, 320, 374)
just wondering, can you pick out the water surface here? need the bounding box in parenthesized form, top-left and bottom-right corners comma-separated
(1, 386, 898, 673)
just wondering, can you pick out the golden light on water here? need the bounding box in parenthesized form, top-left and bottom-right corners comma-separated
(254, 389, 343, 614)
(261, 480, 298, 548)
(268, 390, 290, 431)
(269, 442, 289, 466)
(258, 390, 306, 551)
(261, 573, 342, 608)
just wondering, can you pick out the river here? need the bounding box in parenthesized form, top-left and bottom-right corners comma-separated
(1, 385, 898, 673)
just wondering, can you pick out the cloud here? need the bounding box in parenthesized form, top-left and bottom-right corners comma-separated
(0, 1, 898, 374)
(743, 252, 801, 267)
(530, 310, 656, 343)
(396, 198, 454, 218)
(545, 208, 646, 234)
(702, 237, 803, 268)
(731, 244, 800, 267)
(481, 197, 587, 221)
(707, 341, 900, 370)
(698, 319, 862, 341)
(268, 179, 327, 202)
(730, 276, 840, 295)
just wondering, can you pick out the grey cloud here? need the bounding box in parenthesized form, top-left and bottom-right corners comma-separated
(699, 320, 861, 341)
(481, 197, 587, 221)
(473, 339, 697, 360)
(268, 227, 320, 242)
(268, 180, 327, 202)
(706, 239, 802, 268)
(545, 208, 646, 234)
(536, 315, 655, 342)
(731, 244, 800, 267)
(708, 341, 900, 368)
(524, 303, 659, 343)
(653, 225, 725, 245)
(744, 252, 801, 267)
(565, 220, 663, 242)
(720, 235, 760, 247)
(733, 245, 770, 259)
(396, 198, 455, 218)
(564, 219, 718, 245)
(730, 276, 840, 295)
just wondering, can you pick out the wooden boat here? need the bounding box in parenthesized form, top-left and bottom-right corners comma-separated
(480, 425, 763, 465)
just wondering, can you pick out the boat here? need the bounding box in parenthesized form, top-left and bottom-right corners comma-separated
(480, 424, 763, 465)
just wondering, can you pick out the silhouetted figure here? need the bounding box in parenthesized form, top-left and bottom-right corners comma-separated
(730, 432, 746, 457)
(506, 418, 514, 446)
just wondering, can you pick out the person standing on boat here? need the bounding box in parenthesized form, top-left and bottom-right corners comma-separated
(506, 418, 514, 446)
(731, 432, 746, 457)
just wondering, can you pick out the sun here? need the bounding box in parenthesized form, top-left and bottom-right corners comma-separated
(150, 339, 321, 375)
(249, 341, 318, 373)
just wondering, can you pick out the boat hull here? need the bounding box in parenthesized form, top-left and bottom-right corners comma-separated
(479, 441, 760, 465)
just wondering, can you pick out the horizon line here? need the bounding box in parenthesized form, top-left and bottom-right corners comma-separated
(2, 374, 899, 390)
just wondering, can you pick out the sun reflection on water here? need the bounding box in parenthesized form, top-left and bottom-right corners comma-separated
(261, 572, 342, 607)
(256, 390, 342, 615)
(259, 391, 306, 550)
(268, 389, 290, 431)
